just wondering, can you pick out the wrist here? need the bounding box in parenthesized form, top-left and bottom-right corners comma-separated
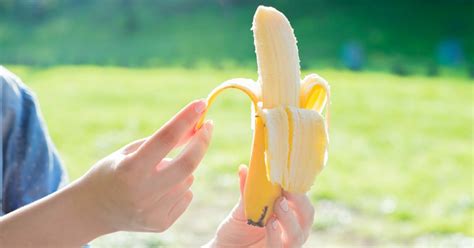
(68, 177, 117, 238)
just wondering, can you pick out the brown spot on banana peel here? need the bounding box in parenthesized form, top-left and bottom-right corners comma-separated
(247, 206, 268, 227)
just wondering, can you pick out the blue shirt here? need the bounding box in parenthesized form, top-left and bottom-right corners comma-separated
(1, 66, 67, 215)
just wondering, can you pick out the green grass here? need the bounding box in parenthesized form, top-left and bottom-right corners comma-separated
(7, 65, 473, 243)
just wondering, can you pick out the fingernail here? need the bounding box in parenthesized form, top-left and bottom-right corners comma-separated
(194, 100, 207, 114)
(280, 198, 289, 212)
(271, 219, 278, 230)
(203, 120, 214, 135)
(206, 120, 214, 131)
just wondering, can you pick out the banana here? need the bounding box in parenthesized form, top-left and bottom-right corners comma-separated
(197, 6, 331, 227)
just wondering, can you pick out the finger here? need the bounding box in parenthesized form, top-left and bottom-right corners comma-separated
(158, 176, 194, 209)
(284, 192, 315, 237)
(274, 197, 305, 247)
(231, 164, 248, 221)
(121, 138, 148, 154)
(238, 164, 248, 196)
(175, 127, 196, 148)
(158, 120, 213, 188)
(122, 131, 192, 155)
(155, 157, 173, 171)
(167, 190, 193, 226)
(132, 100, 207, 170)
(265, 217, 283, 248)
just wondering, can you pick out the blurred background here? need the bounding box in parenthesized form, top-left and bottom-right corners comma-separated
(1, 0, 473, 74)
(1, 0, 473, 247)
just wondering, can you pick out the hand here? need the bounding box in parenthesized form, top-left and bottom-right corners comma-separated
(207, 166, 315, 248)
(75, 100, 214, 233)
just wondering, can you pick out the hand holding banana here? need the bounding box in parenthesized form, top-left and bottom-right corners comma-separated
(206, 165, 315, 247)
(199, 6, 331, 227)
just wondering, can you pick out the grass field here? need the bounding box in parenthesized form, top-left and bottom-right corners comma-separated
(8, 66, 473, 246)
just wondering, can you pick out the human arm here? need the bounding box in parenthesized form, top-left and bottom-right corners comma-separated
(0, 100, 213, 247)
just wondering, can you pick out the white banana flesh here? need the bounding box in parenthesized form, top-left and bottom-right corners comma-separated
(261, 106, 328, 193)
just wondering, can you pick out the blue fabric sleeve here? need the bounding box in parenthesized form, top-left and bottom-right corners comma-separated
(1, 66, 68, 215)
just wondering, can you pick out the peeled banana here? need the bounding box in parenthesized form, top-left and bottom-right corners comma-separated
(198, 6, 330, 227)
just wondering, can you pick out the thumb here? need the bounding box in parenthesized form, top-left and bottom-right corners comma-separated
(238, 164, 248, 196)
(231, 164, 248, 221)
